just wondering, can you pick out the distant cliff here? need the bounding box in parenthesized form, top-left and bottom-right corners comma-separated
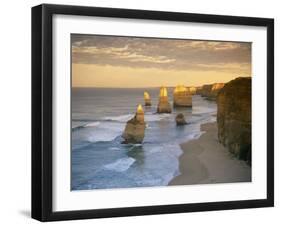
(187, 86, 197, 95)
(200, 84, 212, 97)
(217, 77, 251, 164)
(200, 83, 224, 100)
(211, 83, 225, 98)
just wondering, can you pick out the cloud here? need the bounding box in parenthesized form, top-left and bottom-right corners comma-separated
(71, 34, 251, 74)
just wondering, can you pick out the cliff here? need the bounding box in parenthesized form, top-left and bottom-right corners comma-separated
(187, 86, 197, 95)
(200, 84, 213, 97)
(122, 104, 146, 144)
(217, 77, 251, 164)
(200, 83, 224, 100)
(157, 87, 172, 113)
(173, 85, 192, 107)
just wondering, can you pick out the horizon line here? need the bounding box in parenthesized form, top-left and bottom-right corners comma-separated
(72, 84, 218, 89)
(72, 76, 251, 89)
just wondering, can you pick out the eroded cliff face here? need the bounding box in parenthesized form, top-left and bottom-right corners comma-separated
(122, 104, 146, 144)
(211, 83, 224, 97)
(217, 77, 251, 164)
(187, 86, 197, 95)
(201, 84, 213, 97)
(200, 83, 224, 100)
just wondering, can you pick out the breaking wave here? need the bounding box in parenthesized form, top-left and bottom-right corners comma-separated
(104, 157, 136, 172)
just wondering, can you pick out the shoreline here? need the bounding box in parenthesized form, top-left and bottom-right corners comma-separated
(169, 122, 251, 186)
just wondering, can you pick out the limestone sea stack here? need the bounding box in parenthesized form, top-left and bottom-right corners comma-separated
(196, 86, 203, 95)
(173, 85, 192, 107)
(122, 104, 146, 144)
(144, 91, 152, 106)
(187, 86, 197, 95)
(175, 113, 187, 126)
(157, 86, 172, 113)
(217, 77, 251, 164)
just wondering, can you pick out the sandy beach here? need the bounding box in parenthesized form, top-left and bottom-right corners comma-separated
(169, 122, 251, 186)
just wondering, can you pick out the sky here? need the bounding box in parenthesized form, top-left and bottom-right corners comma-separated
(72, 34, 251, 88)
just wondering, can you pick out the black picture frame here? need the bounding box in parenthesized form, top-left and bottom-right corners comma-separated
(32, 4, 274, 222)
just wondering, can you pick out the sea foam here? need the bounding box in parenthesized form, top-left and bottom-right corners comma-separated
(103, 114, 133, 122)
(86, 122, 124, 142)
(104, 157, 136, 172)
(84, 121, 101, 127)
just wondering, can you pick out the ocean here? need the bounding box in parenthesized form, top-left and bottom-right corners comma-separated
(71, 87, 217, 190)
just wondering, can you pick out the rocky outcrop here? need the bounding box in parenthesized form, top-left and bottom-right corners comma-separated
(175, 113, 187, 126)
(201, 84, 213, 97)
(173, 85, 192, 107)
(157, 86, 172, 113)
(196, 86, 203, 95)
(200, 83, 224, 100)
(144, 91, 152, 106)
(187, 86, 197, 95)
(217, 77, 251, 164)
(122, 104, 146, 144)
(210, 83, 225, 98)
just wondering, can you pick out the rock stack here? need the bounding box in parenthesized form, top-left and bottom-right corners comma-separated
(196, 86, 203, 95)
(157, 86, 172, 113)
(175, 113, 187, 126)
(173, 85, 192, 107)
(187, 86, 197, 95)
(144, 91, 152, 106)
(122, 104, 146, 144)
(217, 77, 251, 164)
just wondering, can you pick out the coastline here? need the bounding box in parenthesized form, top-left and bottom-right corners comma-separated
(169, 122, 251, 186)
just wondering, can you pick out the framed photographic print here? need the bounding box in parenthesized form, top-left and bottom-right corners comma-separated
(31, 4, 274, 221)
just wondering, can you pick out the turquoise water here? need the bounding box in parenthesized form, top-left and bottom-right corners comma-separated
(71, 88, 216, 190)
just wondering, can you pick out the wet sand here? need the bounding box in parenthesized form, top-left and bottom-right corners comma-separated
(169, 122, 251, 186)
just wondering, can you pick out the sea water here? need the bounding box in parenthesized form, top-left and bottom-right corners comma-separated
(71, 88, 217, 190)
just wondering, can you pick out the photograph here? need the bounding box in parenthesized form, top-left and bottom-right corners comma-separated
(29, 2, 274, 222)
(71, 34, 252, 190)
